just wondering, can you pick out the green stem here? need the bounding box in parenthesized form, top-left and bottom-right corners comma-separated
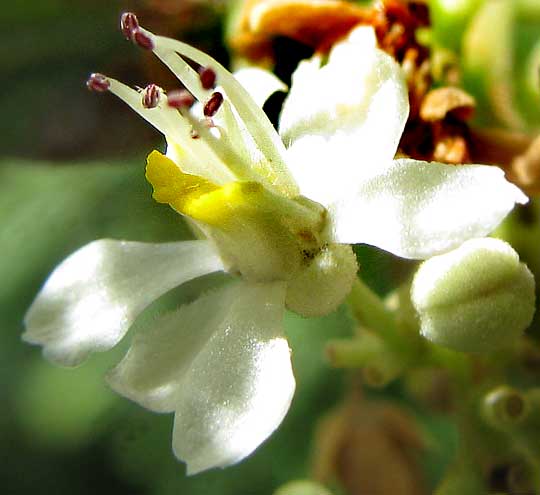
(327, 332, 404, 386)
(346, 278, 400, 346)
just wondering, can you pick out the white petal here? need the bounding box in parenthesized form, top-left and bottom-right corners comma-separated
(233, 67, 287, 108)
(328, 159, 528, 259)
(23, 240, 224, 366)
(279, 26, 408, 206)
(107, 280, 294, 474)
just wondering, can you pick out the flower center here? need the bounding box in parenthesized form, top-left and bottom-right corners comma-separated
(145, 150, 328, 283)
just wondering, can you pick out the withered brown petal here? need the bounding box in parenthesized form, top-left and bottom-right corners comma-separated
(420, 87, 475, 122)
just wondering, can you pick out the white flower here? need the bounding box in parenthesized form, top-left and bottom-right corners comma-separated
(23, 18, 526, 474)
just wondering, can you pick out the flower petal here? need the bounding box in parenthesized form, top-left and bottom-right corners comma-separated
(328, 159, 528, 259)
(23, 240, 224, 366)
(107, 280, 294, 474)
(233, 67, 287, 108)
(279, 26, 408, 206)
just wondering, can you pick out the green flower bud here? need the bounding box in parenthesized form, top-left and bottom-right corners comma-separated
(411, 238, 536, 352)
(430, 0, 485, 51)
(482, 386, 529, 429)
(462, 0, 540, 130)
(273, 481, 333, 495)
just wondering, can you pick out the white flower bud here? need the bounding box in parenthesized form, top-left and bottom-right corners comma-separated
(411, 238, 536, 352)
(285, 244, 358, 317)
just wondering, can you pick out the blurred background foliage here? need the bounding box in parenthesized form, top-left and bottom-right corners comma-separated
(2, 0, 536, 494)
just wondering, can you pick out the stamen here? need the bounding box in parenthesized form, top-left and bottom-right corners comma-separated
(203, 92, 224, 117)
(167, 89, 195, 109)
(86, 73, 110, 92)
(106, 77, 234, 183)
(149, 33, 298, 196)
(120, 12, 139, 40)
(141, 84, 162, 108)
(133, 29, 154, 50)
(191, 129, 200, 139)
(199, 66, 217, 90)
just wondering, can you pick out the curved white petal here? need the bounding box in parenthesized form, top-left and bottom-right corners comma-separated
(107, 280, 294, 474)
(165, 69, 289, 189)
(328, 159, 528, 259)
(23, 240, 224, 366)
(279, 26, 408, 206)
(233, 67, 287, 108)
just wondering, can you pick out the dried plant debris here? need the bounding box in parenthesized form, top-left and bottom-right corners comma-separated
(420, 87, 475, 123)
(230, 0, 429, 61)
(230, 0, 479, 165)
(313, 397, 427, 495)
(230, 0, 370, 60)
(510, 135, 540, 194)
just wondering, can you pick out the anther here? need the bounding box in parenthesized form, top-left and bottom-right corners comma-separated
(133, 29, 154, 50)
(120, 12, 139, 40)
(167, 89, 195, 109)
(203, 92, 224, 117)
(190, 129, 200, 139)
(198, 66, 217, 90)
(86, 73, 110, 92)
(142, 84, 162, 108)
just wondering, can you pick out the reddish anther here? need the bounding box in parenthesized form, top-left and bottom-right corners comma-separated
(167, 90, 195, 109)
(86, 73, 110, 92)
(142, 84, 162, 108)
(203, 92, 224, 117)
(133, 29, 154, 50)
(199, 66, 217, 90)
(120, 12, 139, 40)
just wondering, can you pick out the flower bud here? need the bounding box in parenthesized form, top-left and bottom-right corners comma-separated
(273, 480, 333, 495)
(482, 386, 529, 429)
(285, 244, 358, 317)
(411, 238, 535, 353)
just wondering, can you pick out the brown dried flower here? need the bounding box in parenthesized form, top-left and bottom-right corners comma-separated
(313, 397, 427, 495)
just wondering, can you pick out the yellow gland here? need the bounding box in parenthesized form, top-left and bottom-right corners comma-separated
(146, 150, 267, 228)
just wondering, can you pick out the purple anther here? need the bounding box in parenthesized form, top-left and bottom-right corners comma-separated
(199, 66, 217, 90)
(86, 73, 110, 92)
(167, 90, 195, 109)
(133, 29, 154, 50)
(203, 91, 224, 117)
(142, 84, 162, 108)
(120, 12, 139, 40)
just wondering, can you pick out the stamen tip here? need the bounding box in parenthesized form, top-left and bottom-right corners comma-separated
(142, 84, 162, 108)
(87, 73, 110, 92)
(199, 66, 217, 90)
(120, 12, 139, 40)
(133, 29, 155, 50)
(203, 91, 224, 117)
